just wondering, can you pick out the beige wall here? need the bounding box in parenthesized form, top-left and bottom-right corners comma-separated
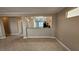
(56, 8, 79, 50)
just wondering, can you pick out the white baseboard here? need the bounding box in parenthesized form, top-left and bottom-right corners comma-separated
(23, 36, 56, 39)
(56, 38, 71, 51)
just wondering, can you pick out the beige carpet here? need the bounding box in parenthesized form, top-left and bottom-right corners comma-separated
(0, 36, 67, 51)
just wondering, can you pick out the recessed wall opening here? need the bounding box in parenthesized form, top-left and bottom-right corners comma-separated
(1, 16, 19, 37)
(2, 16, 11, 37)
(26, 16, 52, 28)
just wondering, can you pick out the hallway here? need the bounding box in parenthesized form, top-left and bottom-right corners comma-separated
(0, 36, 66, 51)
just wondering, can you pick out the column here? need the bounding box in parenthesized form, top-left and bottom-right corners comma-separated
(21, 16, 28, 39)
(0, 19, 6, 39)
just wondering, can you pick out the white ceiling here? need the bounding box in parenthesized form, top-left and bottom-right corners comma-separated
(0, 7, 64, 16)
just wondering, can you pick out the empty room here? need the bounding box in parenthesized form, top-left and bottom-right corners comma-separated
(0, 7, 79, 51)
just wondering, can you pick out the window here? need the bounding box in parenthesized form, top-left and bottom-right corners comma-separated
(38, 21, 44, 27)
(34, 16, 44, 28)
(36, 21, 44, 28)
(67, 8, 79, 18)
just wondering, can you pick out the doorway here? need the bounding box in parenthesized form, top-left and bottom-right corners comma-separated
(2, 16, 11, 37)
